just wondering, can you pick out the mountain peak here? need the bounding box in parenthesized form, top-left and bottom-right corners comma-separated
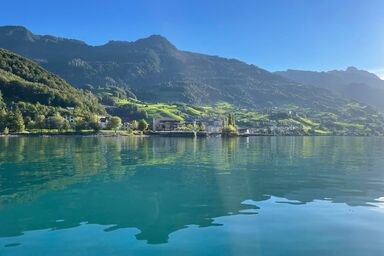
(346, 66, 359, 72)
(0, 25, 36, 42)
(134, 34, 177, 51)
(0, 25, 88, 46)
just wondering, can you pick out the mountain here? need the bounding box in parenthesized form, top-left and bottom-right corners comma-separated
(0, 26, 358, 111)
(0, 48, 104, 114)
(275, 67, 384, 111)
(1, 26, 384, 135)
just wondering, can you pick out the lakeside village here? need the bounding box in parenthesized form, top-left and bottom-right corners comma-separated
(65, 106, 314, 137)
(0, 107, 308, 137)
(65, 115, 302, 137)
(60, 110, 309, 137)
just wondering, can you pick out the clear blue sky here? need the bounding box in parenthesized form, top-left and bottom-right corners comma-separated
(1, 0, 384, 75)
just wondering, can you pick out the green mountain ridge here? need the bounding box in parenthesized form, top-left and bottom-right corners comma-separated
(0, 26, 357, 110)
(0, 26, 383, 135)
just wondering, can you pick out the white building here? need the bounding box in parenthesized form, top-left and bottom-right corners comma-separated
(64, 115, 75, 123)
(99, 116, 109, 129)
(121, 122, 131, 130)
(153, 118, 181, 131)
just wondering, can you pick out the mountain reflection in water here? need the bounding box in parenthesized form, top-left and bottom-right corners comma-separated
(0, 136, 384, 246)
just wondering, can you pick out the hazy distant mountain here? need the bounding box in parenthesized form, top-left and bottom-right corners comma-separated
(0, 25, 355, 112)
(276, 67, 384, 110)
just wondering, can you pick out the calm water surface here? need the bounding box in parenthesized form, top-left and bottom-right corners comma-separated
(0, 136, 384, 255)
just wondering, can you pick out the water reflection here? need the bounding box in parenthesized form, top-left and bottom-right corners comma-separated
(0, 136, 384, 244)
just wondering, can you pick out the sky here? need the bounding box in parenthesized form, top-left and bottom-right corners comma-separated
(1, 0, 384, 77)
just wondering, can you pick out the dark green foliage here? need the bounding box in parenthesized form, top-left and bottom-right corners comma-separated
(0, 48, 104, 114)
(85, 114, 102, 132)
(34, 114, 45, 131)
(228, 113, 235, 126)
(45, 114, 65, 130)
(0, 108, 7, 131)
(107, 104, 147, 121)
(4, 108, 25, 132)
(138, 119, 148, 131)
(107, 116, 122, 131)
(72, 115, 101, 132)
(0, 48, 109, 133)
(0, 90, 5, 109)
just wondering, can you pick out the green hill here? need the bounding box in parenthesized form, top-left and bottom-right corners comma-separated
(0, 48, 105, 132)
(0, 48, 104, 113)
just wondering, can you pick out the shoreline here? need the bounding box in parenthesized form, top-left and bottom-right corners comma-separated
(0, 133, 378, 138)
(0, 132, 139, 138)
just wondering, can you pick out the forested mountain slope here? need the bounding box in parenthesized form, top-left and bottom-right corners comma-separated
(0, 48, 104, 114)
(0, 26, 358, 112)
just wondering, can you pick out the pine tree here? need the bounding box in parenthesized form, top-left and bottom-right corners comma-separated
(14, 108, 25, 132)
(222, 117, 228, 127)
(228, 113, 235, 126)
(6, 109, 25, 132)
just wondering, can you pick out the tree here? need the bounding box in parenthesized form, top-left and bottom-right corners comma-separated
(26, 120, 36, 130)
(0, 109, 7, 131)
(74, 117, 87, 131)
(46, 114, 65, 130)
(88, 121, 101, 131)
(228, 113, 235, 126)
(221, 113, 238, 137)
(13, 109, 25, 132)
(3, 127, 9, 135)
(35, 115, 46, 132)
(221, 125, 239, 137)
(85, 114, 101, 132)
(138, 119, 148, 131)
(222, 116, 228, 127)
(107, 116, 122, 131)
(6, 109, 25, 132)
(62, 120, 71, 131)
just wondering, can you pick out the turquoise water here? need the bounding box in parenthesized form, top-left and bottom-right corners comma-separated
(0, 136, 384, 255)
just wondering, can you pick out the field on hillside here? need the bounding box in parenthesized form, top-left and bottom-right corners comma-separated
(103, 96, 382, 135)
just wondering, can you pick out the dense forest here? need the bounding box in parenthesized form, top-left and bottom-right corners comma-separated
(0, 48, 106, 132)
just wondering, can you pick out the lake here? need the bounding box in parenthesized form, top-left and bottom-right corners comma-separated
(0, 136, 384, 255)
